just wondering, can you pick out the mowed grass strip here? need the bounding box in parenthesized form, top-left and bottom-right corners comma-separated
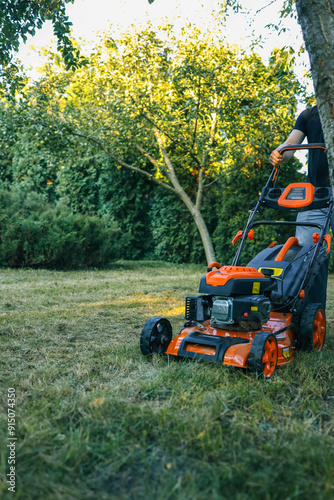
(0, 262, 334, 500)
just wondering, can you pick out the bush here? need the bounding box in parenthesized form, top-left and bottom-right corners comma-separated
(0, 188, 122, 268)
(98, 167, 154, 260)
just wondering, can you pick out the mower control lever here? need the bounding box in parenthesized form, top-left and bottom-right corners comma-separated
(207, 261, 222, 272)
(271, 166, 279, 182)
(324, 234, 331, 254)
(232, 230, 254, 247)
(232, 231, 243, 246)
(313, 232, 331, 253)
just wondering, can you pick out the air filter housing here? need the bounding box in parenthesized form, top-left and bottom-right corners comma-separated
(185, 295, 212, 322)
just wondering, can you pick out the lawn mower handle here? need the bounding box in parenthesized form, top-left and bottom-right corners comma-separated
(232, 142, 328, 267)
(272, 142, 326, 183)
(277, 143, 326, 155)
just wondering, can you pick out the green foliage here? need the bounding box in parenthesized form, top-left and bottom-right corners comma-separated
(1, 21, 306, 265)
(0, 0, 81, 96)
(150, 194, 205, 264)
(0, 0, 78, 67)
(0, 98, 16, 185)
(150, 189, 218, 263)
(8, 131, 59, 202)
(0, 188, 122, 268)
(56, 152, 105, 213)
(98, 166, 154, 260)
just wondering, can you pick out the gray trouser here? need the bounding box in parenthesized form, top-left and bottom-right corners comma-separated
(295, 209, 334, 245)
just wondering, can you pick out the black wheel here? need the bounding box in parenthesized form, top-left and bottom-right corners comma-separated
(298, 303, 326, 351)
(248, 332, 278, 378)
(140, 317, 172, 355)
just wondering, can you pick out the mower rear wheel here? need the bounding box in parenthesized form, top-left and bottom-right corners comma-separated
(299, 304, 326, 351)
(140, 316, 172, 355)
(249, 332, 278, 378)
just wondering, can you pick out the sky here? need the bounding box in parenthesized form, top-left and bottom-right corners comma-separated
(17, 0, 308, 78)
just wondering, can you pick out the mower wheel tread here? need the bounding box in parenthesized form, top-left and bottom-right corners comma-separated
(248, 332, 278, 378)
(299, 303, 326, 351)
(140, 316, 172, 355)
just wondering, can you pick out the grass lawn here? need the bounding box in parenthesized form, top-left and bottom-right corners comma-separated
(1, 261, 334, 500)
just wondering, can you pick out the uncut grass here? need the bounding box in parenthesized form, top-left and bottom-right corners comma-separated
(0, 262, 334, 500)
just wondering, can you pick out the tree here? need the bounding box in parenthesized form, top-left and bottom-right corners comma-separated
(0, 0, 79, 93)
(16, 23, 302, 264)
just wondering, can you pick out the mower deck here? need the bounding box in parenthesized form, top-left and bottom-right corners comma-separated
(166, 312, 294, 369)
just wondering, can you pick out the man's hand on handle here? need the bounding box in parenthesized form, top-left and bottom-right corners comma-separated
(269, 149, 283, 167)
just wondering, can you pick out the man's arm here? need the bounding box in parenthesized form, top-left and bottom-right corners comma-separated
(270, 129, 305, 167)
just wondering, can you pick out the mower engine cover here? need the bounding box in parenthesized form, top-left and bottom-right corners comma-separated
(199, 265, 277, 296)
(211, 295, 271, 330)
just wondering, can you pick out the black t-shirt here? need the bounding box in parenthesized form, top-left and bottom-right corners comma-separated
(293, 106, 329, 186)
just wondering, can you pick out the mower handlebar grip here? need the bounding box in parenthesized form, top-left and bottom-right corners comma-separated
(277, 143, 326, 155)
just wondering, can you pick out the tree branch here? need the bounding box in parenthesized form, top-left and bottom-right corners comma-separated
(67, 128, 177, 193)
(140, 109, 201, 168)
(152, 126, 196, 203)
(133, 142, 166, 171)
(195, 168, 205, 211)
(190, 75, 202, 150)
(195, 94, 219, 209)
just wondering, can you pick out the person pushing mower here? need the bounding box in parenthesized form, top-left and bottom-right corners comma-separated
(140, 119, 333, 376)
(270, 104, 334, 244)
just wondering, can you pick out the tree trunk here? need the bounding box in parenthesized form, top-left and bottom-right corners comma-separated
(178, 189, 217, 264)
(193, 209, 217, 264)
(153, 126, 217, 264)
(159, 171, 217, 264)
(295, 0, 334, 184)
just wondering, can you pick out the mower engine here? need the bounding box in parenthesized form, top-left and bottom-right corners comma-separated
(211, 295, 271, 330)
(185, 294, 271, 330)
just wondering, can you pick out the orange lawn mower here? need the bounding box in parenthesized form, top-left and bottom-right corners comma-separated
(140, 144, 333, 378)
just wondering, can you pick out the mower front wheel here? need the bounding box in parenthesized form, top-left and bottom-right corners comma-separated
(299, 303, 326, 351)
(249, 332, 278, 378)
(140, 316, 172, 355)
